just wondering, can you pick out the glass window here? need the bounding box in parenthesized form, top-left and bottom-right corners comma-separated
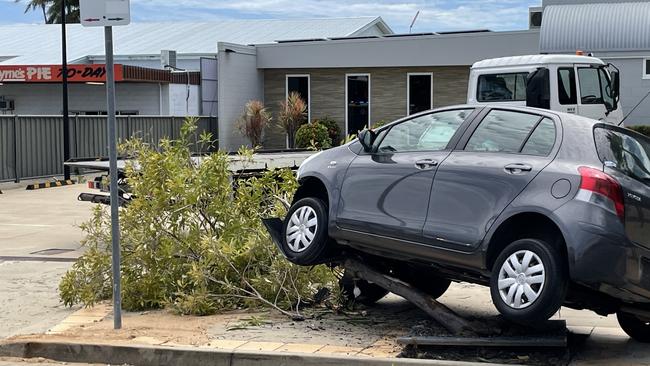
(645, 59, 650, 78)
(595, 127, 650, 184)
(599, 68, 615, 110)
(287, 75, 310, 118)
(557, 68, 577, 105)
(347, 75, 370, 135)
(522, 118, 556, 156)
(408, 74, 432, 115)
(477, 73, 528, 102)
(377, 109, 473, 153)
(578, 68, 604, 105)
(466, 110, 541, 153)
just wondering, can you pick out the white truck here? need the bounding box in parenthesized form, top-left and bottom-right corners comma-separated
(467, 54, 623, 124)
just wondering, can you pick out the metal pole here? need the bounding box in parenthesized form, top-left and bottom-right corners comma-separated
(61, 0, 71, 180)
(104, 26, 122, 330)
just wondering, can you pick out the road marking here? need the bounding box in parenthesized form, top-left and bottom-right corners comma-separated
(0, 256, 77, 263)
(0, 223, 56, 228)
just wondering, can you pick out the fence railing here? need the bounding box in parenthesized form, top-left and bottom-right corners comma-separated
(0, 115, 218, 182)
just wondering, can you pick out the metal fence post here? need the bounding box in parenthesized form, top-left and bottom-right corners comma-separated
(73, 114, 79, 159)
(13, 116, 20, 183)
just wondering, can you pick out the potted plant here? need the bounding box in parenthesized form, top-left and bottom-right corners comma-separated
(278, 92, 307, 149)
(237, 100, 271, 148)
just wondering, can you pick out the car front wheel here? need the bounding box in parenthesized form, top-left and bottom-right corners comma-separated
(281, 197, 330, 266)
(617, 311, 650, 343)
(490, 238, 567, 324)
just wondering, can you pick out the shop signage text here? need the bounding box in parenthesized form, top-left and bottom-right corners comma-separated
(0, 64, 124, 83)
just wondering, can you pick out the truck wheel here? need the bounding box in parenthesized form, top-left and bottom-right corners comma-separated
(490, 238, 567, 325)
(617, 312, 650, 343)
(281, 197, 330, 266)
(339, 270, 389, 306)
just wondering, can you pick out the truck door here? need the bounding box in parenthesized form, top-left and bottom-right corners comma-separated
(555, 66, 578, 115)
(576, 66, 613, 121)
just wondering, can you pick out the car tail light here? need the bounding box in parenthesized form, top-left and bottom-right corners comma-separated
(577, 166, 625, 220)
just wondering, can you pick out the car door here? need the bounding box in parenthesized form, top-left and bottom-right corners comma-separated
(423, 109, 558, 250)
(336, 108, 476, 243)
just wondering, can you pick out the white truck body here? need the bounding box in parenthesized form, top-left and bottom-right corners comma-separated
(468, 55, 623, 124)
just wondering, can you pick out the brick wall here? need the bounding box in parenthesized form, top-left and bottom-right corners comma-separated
(263, 66, 470, 149)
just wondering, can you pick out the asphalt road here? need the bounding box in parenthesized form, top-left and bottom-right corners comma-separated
(0, 183, 90, 339)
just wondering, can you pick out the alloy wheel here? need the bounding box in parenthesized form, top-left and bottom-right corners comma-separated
(498, 250, 545, 309)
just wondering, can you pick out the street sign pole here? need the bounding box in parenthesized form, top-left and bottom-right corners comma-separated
(104, 26, 122, 330)
(80, 0, 131, 331)
(61, 0, 70, 181)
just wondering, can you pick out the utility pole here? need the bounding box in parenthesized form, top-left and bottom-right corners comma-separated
(61, 0, 71, 180)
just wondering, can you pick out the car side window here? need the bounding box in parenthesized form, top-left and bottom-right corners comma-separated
(377, 109, 472, 153)
(465, 110, 543, 153)
(521, 118, 556, 156)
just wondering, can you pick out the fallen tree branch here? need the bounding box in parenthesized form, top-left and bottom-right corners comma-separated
(344, 258, 479, 337)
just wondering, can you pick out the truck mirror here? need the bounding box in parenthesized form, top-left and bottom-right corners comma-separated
(526, 67, 551, 110)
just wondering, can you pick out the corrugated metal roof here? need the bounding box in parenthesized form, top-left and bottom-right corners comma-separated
(540, 2, 650, 53)
(0, 17, 390, 65)
(471, 55, 605, 69)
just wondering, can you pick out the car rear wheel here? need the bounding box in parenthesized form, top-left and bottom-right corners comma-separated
(617, 312, 650, 343)
(281, 197, 330, 266)
(339, 270, 389, 306)
(490, 238, 567, 324)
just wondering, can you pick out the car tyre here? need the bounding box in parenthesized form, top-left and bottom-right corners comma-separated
(339, 270, 389, 306)
(396, 268, 451, 299)
(617, 312, 650, 343)
(490, 238, 567, 325)
(281, 197, 330, 266)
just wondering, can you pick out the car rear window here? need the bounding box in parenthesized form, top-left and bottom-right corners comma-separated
(594, 127, 650, 184)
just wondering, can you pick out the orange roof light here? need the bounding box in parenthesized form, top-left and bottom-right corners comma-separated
(576, 50, 585, 56)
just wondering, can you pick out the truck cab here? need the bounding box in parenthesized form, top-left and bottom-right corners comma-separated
(467, 55, 623, 124)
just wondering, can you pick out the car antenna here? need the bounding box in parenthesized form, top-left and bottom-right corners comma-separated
(618, 88, 650, 126)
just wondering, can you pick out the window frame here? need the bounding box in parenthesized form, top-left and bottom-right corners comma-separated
(285, 74, 311, 123)
(461, 108, 559, 157)
(345, 73, 371, 136)
(406, 72, 433, 116)
(370, 108, 477, 155)
(557, 67, 577, 105)
(476, 72, 529, 103)
(644, 58, 650, 80)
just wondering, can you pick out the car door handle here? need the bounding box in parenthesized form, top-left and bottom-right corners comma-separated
(415, 159, 439, 170)
(504, 163, 533, 174)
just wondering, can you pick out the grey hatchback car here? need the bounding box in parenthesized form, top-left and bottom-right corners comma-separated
(275, 105, 650, 341)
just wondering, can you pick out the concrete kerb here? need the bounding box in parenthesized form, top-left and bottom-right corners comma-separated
(0, 341, 506, 366)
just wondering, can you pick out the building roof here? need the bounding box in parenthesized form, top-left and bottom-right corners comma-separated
(255, 30, 540, 69)
(0, 17, 392, 65)
(540, 2, 650, 53)
(471, 54, 605, 69)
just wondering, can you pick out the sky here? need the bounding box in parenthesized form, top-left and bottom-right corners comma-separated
(0, 0, 542, 33)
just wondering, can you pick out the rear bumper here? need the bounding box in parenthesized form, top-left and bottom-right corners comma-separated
(556, 202, 650, 303)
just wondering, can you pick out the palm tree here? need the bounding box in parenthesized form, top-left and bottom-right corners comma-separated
(16, 0, 50, 23)
(46, 0, 80, 24)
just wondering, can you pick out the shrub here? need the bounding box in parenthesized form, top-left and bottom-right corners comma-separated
(314, 116, 341, 147)
(372, 120, 389, 129)
(278, 92, 307, 149)
(237, 100, 271, 148)
(628, 125, 650, 137)
(60, 119, 337, 317)
(295, 123, 332, 150)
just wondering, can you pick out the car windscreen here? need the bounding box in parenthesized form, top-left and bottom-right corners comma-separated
(594, 127, 650, 185)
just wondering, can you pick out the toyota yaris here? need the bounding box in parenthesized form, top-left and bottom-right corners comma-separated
(273, 105, 650, 342)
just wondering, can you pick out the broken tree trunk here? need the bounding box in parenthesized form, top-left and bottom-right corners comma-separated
(343, 258, 480, 337)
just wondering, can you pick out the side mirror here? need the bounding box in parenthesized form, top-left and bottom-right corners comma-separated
(611, 70, 621, 104)
(358, 129, 376, 152)
(526, 67, 551, 110)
